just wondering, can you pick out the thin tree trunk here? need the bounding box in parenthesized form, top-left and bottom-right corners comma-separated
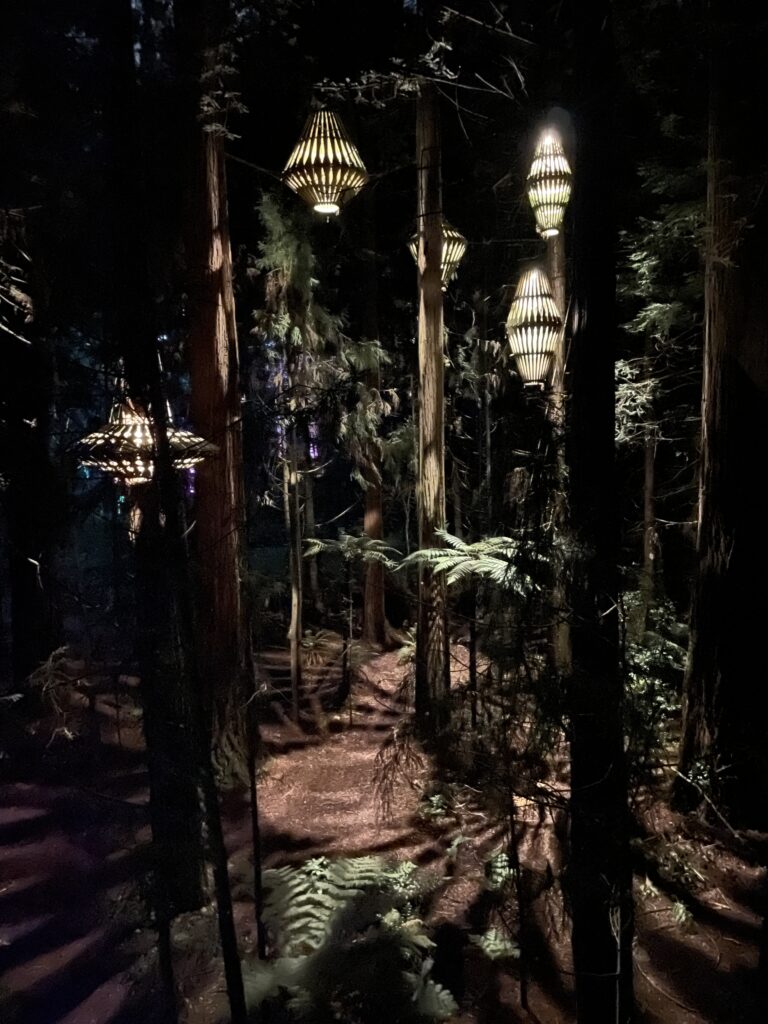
(176, 0, 250, 774)
(567, 3, 634, 1019)
(301, 434, 323, 615)
(414, 81, 448, 733)
(287, 429, 303, 723)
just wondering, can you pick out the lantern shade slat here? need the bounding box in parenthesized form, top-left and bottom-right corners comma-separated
(506, 266, 562, 386)
(282, 111, 368, 215)
(78, 400, 216, 485)
(408, 219, 467, 289)
(526, 131, 572, 239)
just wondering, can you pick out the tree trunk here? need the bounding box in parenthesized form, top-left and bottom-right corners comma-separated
(287, 429, 303, 723)
(6, 316, 62, 684)
(176, 0, 251, 774)
(103, 0, 206, 929)
(567, 3, 634, 1020)
(302, 437, 324, 615)
(640, 364, 658, 630)
(678, 0, 768, 828)
(546, 228, 572, 677)
(414, 81, 448, 733)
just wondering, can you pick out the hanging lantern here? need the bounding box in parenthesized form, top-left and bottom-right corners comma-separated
(408, 219, 468, 289)
(506, 266, 562, 386)
(78, 399, 215, 486)
(282, 110, 368, 216)
(526, 130, 572, 239)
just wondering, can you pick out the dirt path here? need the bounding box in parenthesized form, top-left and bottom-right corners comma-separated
(2, 652, 765, 1024)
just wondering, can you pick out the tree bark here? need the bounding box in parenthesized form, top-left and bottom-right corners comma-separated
(287, 428, 303, 723)
(677, 0, 768, 828)
(546, 229, 572, 677)
(567, 3, 634, 1020)
(359, 195, 389, 647)
(103, 0, 206, 930)
(640, 347, 658, 630)
(175, 0, 251, 774)
(414, 81, 448, 732)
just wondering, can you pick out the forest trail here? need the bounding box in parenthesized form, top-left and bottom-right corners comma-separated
(1, 652, 765, 1024)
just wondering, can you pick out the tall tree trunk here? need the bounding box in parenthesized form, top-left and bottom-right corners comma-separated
(546, 228, 572, 676)
(6, 307, 62, 684)
(678, 0, 768, 828)
(567, 3, 634, 1019)
(302, 437, 323, 615)
(359, 193, 389, 647)
(640, 352, 658, 631)
(414, 81, 448, 732)
(176, 0, 251, 773)
(103, 0, 206, 928)
(286, 428, 304, 723)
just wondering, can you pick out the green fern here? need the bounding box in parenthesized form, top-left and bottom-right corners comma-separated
(400, 531, 545, 594)
(484, 850, 515, 892)
(247, 856, 456, 1022)
(469, 926, 520, 961)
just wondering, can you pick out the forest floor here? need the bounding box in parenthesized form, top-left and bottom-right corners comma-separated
(0, 649, 765, 1024)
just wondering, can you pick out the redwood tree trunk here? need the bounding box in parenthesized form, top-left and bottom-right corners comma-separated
(567, 3, 634, 1019)
(414, 81, 448, 731)
(103, 0, 206, 931)
(678, 0, 768, 828)
(546, 228, 572, 677)
(359, 194, 389, 647)
(176, 0, 250, 769)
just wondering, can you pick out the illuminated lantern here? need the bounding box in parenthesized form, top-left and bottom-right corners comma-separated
(78, 399, 215, 485)
(282, 110, 368, 216)
(526, 130, 572, 239)
(408, 219, 468, 289)
(506, 266, 562, 385)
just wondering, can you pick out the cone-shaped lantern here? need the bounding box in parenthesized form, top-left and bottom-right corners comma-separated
(78, 399, 216, 486)
(506, 266, 562, 385)
(408, 219, 467, 289)
(282, 110, 368, 216)
(526, 130, 572, 239)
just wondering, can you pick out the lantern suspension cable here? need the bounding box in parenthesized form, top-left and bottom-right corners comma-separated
(408, 218, 467, 289)
(77, 398, 216, 486)
(282, 110, 368, 216)
(526, 129, 572, 239)
(506, 265, 562, 386)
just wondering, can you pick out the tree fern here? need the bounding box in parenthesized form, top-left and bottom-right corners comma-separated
(400, 531, 545, 594)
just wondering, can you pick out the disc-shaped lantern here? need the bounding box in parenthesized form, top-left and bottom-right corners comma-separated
(526, 130, 572, 239)
(506, 266, 562, 386)
(282, 111, 368, 216)
(408, 219, 468, 289)
(78, 399, 215, 486)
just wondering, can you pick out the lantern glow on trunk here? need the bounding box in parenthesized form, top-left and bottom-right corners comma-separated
(282, 110, 368, 215)
(506, 266, 562, 386)
(78, 399, 215, 485)
(526, 130, 572, 239)
(408, 219, 467, 289)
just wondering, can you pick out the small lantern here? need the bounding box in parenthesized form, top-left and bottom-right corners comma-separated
(506, 266, 562, 386)
(282, 111, 368, 216)
(408, 219, 467, 289)
(526, 130, 572, 239)
(78, 399, 215, 486)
